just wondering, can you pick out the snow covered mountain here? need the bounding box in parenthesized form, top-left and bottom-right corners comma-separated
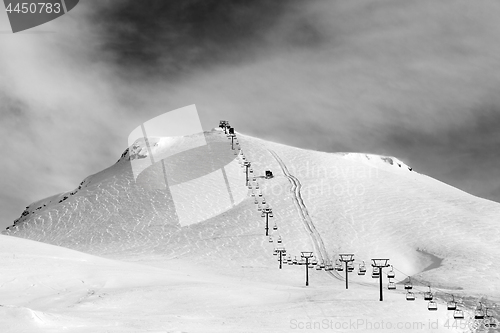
(2, 127, 499, 332)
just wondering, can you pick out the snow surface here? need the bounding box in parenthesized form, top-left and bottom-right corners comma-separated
(2, 128, 499, 332)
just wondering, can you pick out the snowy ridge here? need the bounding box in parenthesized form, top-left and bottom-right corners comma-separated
(10, 177, 92, 228)
(342, 153, 413, 173)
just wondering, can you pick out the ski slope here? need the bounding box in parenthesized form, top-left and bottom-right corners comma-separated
(2, 127, 499, 332)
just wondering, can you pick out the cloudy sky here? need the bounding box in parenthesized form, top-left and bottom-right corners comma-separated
(1, 0, 500, 230)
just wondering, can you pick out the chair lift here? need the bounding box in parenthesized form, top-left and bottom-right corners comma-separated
(484, 308, 498, 328)
(428, 301, 438, 311)
(358, 262, 366, 275)
(387, 265, 395, 279)
(273, 248, 278, 256)
(424, 286, 433, 301)
(293, 256, 298, 265)
(268, 236, 273, 243)
(326, 263, 334, 271)
(347, 262, 354, 272)
(372, 267, 380, 278)
(453, 308, 464, 320)
(316, 264, 322, 270)
(288, 259, 294, 265)
(311, 257, 318, 266)
(404, 277, 413, 290)
(273, 224, 278, 231)
(299, 258, 306, 265)
(320, 262, 326, 269)
(388, 280, 396, 290)
(262, 199, 266, 204)
(474, 302, 485, 319)
(277, 236, 282, 244)
(447, 295, 457, 310)
(406, 292, 415, 301)
(335, 260, 343, 271)
(286, 255, 292, 263)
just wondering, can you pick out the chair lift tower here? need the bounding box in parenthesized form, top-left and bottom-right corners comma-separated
(228, 129, 236, 150)
(261, 207, 273, 236)
(275, 246, 287, 269)
(371, 259, 390, 301)
(243, 161, 251, 186)
(301, 252, 314, 286)
(339, 254, 355, 289)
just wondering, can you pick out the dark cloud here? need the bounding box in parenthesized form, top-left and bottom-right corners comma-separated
(0, 91, 30, 123)
(91, 0, 300, 77)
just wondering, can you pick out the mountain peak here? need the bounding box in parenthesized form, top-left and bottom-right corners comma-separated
(4, 128, 500, 297)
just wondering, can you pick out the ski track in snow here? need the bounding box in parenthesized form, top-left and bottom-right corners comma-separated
(269, 149, 342, 280)
(269, 149, 381, 289)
